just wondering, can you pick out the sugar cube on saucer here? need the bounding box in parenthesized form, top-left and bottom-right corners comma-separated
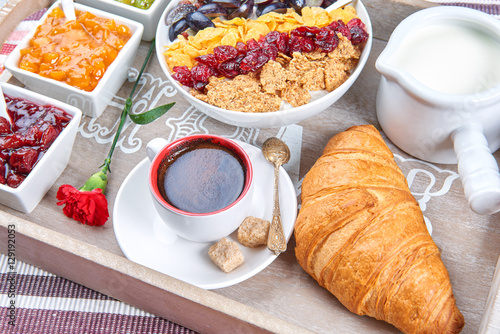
(238, 216, 270, 248)
(209, 238, 244, 273)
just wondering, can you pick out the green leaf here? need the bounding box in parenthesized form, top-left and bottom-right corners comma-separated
(129, 102, 175, 125)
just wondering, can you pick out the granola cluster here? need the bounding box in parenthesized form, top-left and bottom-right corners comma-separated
(190, 34, 361, 113)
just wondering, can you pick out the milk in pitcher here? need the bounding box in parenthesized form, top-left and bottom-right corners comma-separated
(393, 21, 500, 95)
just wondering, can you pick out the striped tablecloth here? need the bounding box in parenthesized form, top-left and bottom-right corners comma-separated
(0, 8, 46, 81)
(1, 258, 197, 333)
(429, 0, 500, 17)
(0, 1, 499, 333)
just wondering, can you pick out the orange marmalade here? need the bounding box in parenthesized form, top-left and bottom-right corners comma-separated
(19, 7, 132, 92)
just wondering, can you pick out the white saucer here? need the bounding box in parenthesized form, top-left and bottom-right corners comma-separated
(113, 141, 298, 290)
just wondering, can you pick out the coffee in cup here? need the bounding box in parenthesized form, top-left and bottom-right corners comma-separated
(156, 139, 246, 214)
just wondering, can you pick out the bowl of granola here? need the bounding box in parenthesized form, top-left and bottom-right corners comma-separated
(156, 0, 372, 128)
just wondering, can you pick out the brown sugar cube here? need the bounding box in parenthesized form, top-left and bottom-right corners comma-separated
(209, 238, 244, 273)
(238, 216, 270, 248)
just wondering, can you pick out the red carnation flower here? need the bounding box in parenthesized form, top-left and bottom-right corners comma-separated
(57, 184, 109, 226)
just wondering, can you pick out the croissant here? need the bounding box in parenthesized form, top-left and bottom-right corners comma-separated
(294, 125, 464, 334)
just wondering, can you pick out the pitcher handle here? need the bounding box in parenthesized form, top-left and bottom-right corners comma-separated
(452, 124, 500, 215)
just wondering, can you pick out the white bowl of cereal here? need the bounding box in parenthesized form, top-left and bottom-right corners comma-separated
(156, 0, 372, 128)
(4, 0, 143, 118)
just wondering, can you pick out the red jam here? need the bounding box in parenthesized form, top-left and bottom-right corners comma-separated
(0, 95, 73, 188)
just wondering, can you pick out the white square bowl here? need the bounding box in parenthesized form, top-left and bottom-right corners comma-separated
(0, 82, 82, 213)
(76, 0, 170, 41)
(4, 0, 144, 118)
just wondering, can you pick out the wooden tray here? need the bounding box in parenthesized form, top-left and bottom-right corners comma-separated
(1, 0, 500, 333)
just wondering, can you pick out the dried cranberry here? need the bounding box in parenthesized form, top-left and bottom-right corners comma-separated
(290, 28, 301, 38)
(213, 45, 238, 62)
(276, 32, 289, 54)
(235, 41, 247, 55)
(246, 38, 259, 51)
(301, 37, 316, 53)
(9, 147, 39, 174)
(265, 31, 281, 45)
(328, 20, 351, 40)
(195, 54, 218, 68)
(191, 64, 214, 83)
(350, 26, 369, 45)
(218, 60, 240, 78)
(327, 20, 341, 31)
(315, 27, 339, 52)
(6, 171, 24, 188)
(257, 38, 268, 49)
(289, 36, 302, 54)
(190, 65, 213, 90)
(193, 81, 208, 91)
(0, 117, 12, 135)
(347, 18, 366, 30)
(170, 16, 366, 84)
(291, 26, 320, 39)
(240, 50, 269, 72)
(212, 67, 222, 77)
(261, 43, 278, 61)
(172, 66, 194, 87)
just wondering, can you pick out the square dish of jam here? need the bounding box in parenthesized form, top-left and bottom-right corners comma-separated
(0, 82, 82, 213)
(4, 0, 144, 118)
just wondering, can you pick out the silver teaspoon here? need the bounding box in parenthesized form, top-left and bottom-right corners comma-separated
(262, 137, 291, 255)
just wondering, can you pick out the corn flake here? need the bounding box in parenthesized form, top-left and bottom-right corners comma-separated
(244, 21, 271, 41)
(220, 31, 240, 47)
(329, 5, 358, 23)
(165, 51, 193, 69)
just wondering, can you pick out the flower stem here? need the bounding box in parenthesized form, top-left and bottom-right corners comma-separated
(102, 39, 156, 174)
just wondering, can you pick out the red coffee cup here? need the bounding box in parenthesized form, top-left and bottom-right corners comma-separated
(147, 135, 254, 242)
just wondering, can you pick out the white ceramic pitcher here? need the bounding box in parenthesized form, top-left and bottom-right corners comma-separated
(376, 6, 500, 215)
